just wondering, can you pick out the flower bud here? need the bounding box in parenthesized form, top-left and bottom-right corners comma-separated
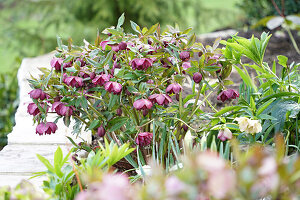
(193, 72, 202, 83)
(136, 132, 153, 146)
(179, 51, 190, 61)
(182, 124, 188, 132)
(116, 108, 122, 116)
(97, 125, 106, 137)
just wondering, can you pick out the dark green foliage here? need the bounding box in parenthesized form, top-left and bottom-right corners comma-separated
(237, 0, 300, 25)
(0, 69, 19, 148)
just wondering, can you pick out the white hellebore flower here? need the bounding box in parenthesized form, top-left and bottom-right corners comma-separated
(235, 117, 262, 135)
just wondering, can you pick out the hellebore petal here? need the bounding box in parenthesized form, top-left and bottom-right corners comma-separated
(64, 76, 84, 88)
(104, 81, 122, 95)
(28, 89, 48, 100)
(92, 74, 110, 86)
(133, 99, 153, 110)
(217, 128, 233, 141)
(217, 89, 239, 102)
(50, 57, 63, 71)
(118, 42, 127, 50)
(166, 83, 182, 94)
(182, 62, 191, 69)
(148, 94, 172, 106)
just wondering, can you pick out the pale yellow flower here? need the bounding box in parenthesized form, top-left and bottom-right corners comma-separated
(235, 117, 249, 132)
(235, 117, 262, 135)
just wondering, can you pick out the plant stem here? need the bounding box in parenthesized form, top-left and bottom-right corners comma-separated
(73, 113, 89, 126)
(87, 99, 105, 118)
(285, 26, 300, 55)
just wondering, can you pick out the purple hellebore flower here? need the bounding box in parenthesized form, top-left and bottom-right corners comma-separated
(133, 99, 153, 110)
(27, 102, 48, 116)
(52, 102, 74, 116)
(50, 57, 63, 71)
(28, 89, 48, 100)
(179, 51, 190, 61)
(64, 76, 84, 88)
(36, 122, 58, 135)
(166, 83, 182, 94)
(104, 81, 122, 95)
(63, 60, 73, 69)
(182, 61, 191, 69)
(100, 40, 109, 50)
(92, 74, 111, 86)
(217, 89, 239, 102)
(193, 72, 203, 83)
(130, 58, 153, 70)
(110, 44, 119, 52)
(148, 94, 172, 106)
(136, 132, 153, 146)
(97, 125, 106, 137)
(118, 42, 127, 51)
(146, 79, 154, 84)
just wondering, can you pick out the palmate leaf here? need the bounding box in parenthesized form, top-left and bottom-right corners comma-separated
(270, 100, 300, 132)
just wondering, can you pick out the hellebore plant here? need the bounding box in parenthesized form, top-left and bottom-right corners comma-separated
(28, 14, 239, 170)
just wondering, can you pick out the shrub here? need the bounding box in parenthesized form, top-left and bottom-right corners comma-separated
(237, 0, 300, 25)
(0, 69, 18, 148)
(27, 15, 239, 171)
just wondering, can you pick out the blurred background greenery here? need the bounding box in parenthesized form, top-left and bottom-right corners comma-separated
(0, 0, 299, 148)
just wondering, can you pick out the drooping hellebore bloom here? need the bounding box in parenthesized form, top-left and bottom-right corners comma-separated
(97, 125, 106, 137)
(182, 62, 191, 69)
(130, 58, 153, 70)
(217, 89, 239, 102)
(148, 94, 172, 106)
(179, 51, 190, 61)
(118, 42, 127, 51)
(64, 76, 84, 88)
(133, 99, 153, 110)
(92, 74, 111, 86)
(27, 103, 40, 116)
(235, 117, 262, 135)
(135, 132, 153, 146)
(52, 102, 74, 116)
(50, 57, 63, 71)
(193, 72, 203, 83)
(217, 128, 233, 141)
(27, 103, 48, 116)
(28, 89, 48, 100)
(104, 81, 122, 95)
(36, 122, 58, 135)
(166, 83, 182, 94)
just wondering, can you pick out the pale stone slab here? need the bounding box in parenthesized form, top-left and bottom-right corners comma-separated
(0, 144, 72, 187)
(7, 52, 91, 145)
(0, 53, 91, 188)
